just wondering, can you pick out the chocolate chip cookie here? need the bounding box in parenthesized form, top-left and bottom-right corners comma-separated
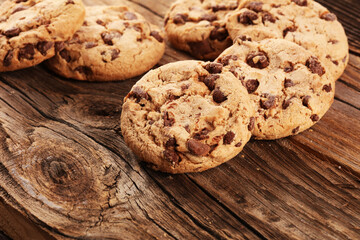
(216, 38, 335, 140)
(0, 0, 85, 72)
(165, 0, 240, 60)
(46, 6, 165, 81)
(121, 60, 254, 173)
(226, 0, 348, 81)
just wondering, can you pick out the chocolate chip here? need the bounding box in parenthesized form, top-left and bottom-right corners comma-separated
(165, 137, 177, 148)
(246, 2, 263, 12)
(246, 51, 269, 69)
(320, 12, 337, 21)
(237, 35, 252, 41)
(217, 54, 238, 66)
(75, 66, 92, 75)
(260, 95, 276, 109)
(3, 27, 20, 38)
(188, 39, 213, 57)
(210, 26, 229, 41)
(213, 89, 227, 103)
(96, 19, 105, 26)
(302, 95, 311, 107)
(310, 114, 319, 122)
(163, 111, 175, 127)
(291, 0, 307, 6)
(59, 49, 71, 62)
(186, 139, 211, 156)
(111, 49, 120, 61)
(150, 31, 164, 43)
(3, 50, 13, 67)
(36, 41, 53, 56)
(85, 42, 98, 49)
(292, 126, 300, 134)
(66, 0, 75, 4)
(194, 129, 210, 140)
(18, 44, 35, 60)
(262, 12, 276, 23)
(200, 74, 219, 91)
(211, 5, 227, 12)
(235, 141, 242, 147)
(238, 11, 258, 25)
(245, 79, 259, 93)
(55, 42, 65, 52)
(124, 12, 137, 20)
(201, 13, 217, 22)
(284, 79, 295, 88)
(15, 0, 28, 2)
(282, 98, 293, 109)
(223, 131, 235, 145)
(129, 87, 149, 102)
(12, 5, 29, 14)
(204, 62, 223, 74)
(185, 125, 191, 133)
(306, 56, 325, 76)
(164, 149, 180, 165)
(332, 60, 339, 65)
(248, 117, 255, 131)
(101, 31, 122, 45)
(322, 84, 332, 92)
(284, 63, 294, 72)
(173, 14, 188, 24)
(283, 25, 297, 37)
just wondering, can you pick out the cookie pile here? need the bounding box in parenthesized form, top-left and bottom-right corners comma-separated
(121, 0, 348, 173)
(0, 0, 165, 81)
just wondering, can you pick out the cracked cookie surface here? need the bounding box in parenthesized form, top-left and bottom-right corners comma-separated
(0, 0, 85, 72)
(46, 6, 165, 81)
(226, 0, 348, 81)
(120, 60, 254, 173)
(165, 0, 241, 60)
(216, 39, 335, 140)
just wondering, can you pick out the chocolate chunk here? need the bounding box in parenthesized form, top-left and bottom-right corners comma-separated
(187, 139, 211, 156)
(18, 44, 35, 60)
(36, 41, 53, 56)
(262, 12, 276, 23)
(59, 49, 71, 62)
(200, 74, 219, 91)
(96, 19, 105, 26)
(284, 63, 294, 72)
(332, 60, 339, 65)
(218, 54, 238, 66)
(164, 149, 180, 165)
(201, 13, 217, 22)
(173, 13, 188, 24)
(210, 26, 229, 41)
(235, 141, 242, 147)
(283, 25, 297, 37)
(320, 12, 337, 21)
(260, 95, 276, 109)
(124, 12, 137, 20)
(66, 0, 75, 4)
(292, 126, 300, 134)
(150, 31, 164, 43)
(211, 5, 227, 12)
(213, 89, 227, 103)
(322, 84, 332, 92)
(246, 2, 263, 12)
(223, 131, 235, 145)
(204, 62, 223, 74)
(194, 129, 210, 140)
(185, 125, 191, 133)
(188, 39, 213, 57)
(282, 98, 293, 109)
(163, 111, 175, 127)
(246, 51, 269, 69)
(302, 95, 311, 107)
(284, 79, 295, 88)
(165, 137, 177, 148)
(3, 50, 13, 67)
(3, 27, 20, 38)
(111, 49, 120, 61)
(306, 56, 325, 76)
(75, 66, 93, 75)
(245, 79, 259, 93)
(310, 114, 319, 122)
(248, 117, 255, 131)
(237, 35, 252, 41)
(291, 0, 307, 6)
(55, 42, 65, 52)
(12, 5, 29, 14)
(101, 31, 122, 45)
(85, 42, 98, 49)
(129, 86, 149, 102)
(238, 11, 258, 25)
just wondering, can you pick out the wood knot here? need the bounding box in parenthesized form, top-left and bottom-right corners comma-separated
(47, 158, 69, 184)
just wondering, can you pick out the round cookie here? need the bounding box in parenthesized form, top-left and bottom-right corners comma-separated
(216, 39, 335, 140)
(121, 60, 255, 173)
(225, 0, 349, 81)
(46, 6, 165, 81)
(165, 0, 241, 60)
(0, 0, 85, 72)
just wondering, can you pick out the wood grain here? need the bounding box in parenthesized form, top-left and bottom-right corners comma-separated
(0, 0, 359, 239)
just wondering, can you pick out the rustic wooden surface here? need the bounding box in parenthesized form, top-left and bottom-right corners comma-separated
(0, 0, 359, 239)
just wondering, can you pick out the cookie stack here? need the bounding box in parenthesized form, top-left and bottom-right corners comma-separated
(121, 0, 348, 173)
(0, 0, 165, 81)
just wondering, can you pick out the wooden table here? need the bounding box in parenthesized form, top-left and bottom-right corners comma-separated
(0, 0, 359, 239)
